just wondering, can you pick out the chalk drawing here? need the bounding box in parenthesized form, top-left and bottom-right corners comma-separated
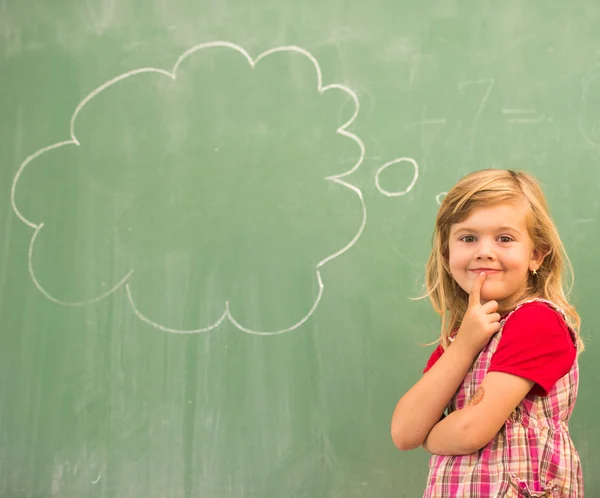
(502, 108, 546, 124)
(11, 41, 378, 336)
(579, 62, 600, 149)
(375, 157, 419, 197)
(435, 192, 447, 205)
(458, 78, 495, 154)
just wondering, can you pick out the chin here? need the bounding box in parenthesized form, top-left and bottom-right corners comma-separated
(481, 296, 500, 304)
(480, 293, 506, 304)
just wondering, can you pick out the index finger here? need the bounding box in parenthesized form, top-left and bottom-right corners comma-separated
(469, 272, 487, 307)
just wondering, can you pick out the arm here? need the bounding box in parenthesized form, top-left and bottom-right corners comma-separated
(391, 272, 501, 451)
(423, 371, 534, 455)
(424, 302, 577, 455)
(390, 340, 476, 450)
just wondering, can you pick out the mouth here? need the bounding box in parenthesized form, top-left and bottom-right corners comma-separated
(469, 268, 501, 274)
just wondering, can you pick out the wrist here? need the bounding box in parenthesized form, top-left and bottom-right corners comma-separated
(448, 336, 479, 362)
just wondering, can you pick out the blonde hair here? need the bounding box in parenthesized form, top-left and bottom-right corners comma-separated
(425, 169, 583, 351)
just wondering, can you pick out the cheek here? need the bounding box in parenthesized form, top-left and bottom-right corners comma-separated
(448, 258, 460, 275)
(448, 248, 468, 271)
(505, 251, 531, 271)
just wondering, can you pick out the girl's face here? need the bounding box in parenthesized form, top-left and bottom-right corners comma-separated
(448, 201, 545, 311)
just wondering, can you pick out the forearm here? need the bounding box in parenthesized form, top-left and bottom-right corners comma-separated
(391, 341, 476, 450)
(422, 410, 478, 455)
(424, 373, 533, 456)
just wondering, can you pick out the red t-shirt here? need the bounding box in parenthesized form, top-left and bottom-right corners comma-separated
(423, 302, 576, 396)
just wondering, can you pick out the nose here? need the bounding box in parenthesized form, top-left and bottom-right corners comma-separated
(475, 239, 496, 260)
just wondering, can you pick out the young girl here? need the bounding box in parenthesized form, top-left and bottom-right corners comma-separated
(390, 169, 584, 497)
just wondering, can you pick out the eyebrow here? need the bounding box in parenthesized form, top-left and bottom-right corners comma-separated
(451, 225, 523, 235)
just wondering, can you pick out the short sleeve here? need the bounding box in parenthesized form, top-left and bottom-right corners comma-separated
(488, 302, 576, 396)
(423, 344, 445, 373)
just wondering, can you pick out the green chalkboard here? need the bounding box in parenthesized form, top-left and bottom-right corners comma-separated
(1, 1, 599, 496)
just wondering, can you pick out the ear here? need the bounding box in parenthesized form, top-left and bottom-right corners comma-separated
(529, 246, 547, 272)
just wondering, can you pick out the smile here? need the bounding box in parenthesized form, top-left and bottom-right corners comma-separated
(469, 269, 501, 274)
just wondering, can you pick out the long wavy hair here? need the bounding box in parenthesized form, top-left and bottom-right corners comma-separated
(424, 169, 583, 351)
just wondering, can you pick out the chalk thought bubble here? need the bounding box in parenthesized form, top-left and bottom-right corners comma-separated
(11, 42, 380, 335)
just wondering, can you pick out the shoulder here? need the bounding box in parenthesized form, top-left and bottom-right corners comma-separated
(491, 300, 576, 396)
(503, 300, 570, 338)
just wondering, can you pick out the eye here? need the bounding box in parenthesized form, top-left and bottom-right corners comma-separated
(459, 235, 476, 243)
(498, 235, 514, 243)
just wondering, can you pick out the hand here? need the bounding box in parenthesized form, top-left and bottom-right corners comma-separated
(453, 272, 501, 357)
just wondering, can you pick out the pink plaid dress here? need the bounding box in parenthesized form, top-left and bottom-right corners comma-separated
(423, 300, 583, 497)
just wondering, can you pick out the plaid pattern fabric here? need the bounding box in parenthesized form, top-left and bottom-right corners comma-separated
(423, 300, 583, 497)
